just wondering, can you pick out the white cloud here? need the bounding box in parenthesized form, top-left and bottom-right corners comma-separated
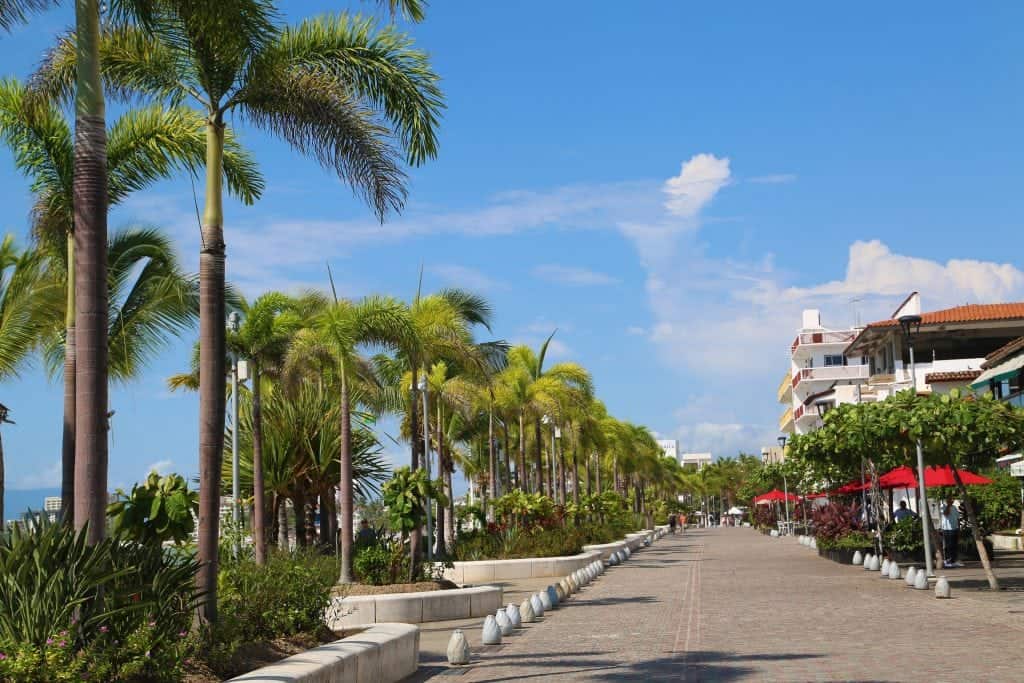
(12, 460, 60, 489)
(532, 264, 619, 286)
(428, 264, 504, 292)
(626, 325, 646, 336)
(663, 154, 731, 218)
(748, 173, 797, 184)
(145, 460, 175, 476)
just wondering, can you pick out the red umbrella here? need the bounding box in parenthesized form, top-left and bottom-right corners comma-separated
(753, 489, 800, 504)
(834, 480, 869, 494)
(879, 465, 993, 489)
(803, 492, 828, 499)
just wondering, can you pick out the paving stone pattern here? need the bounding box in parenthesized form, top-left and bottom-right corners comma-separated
(413, 528, 1024, 681)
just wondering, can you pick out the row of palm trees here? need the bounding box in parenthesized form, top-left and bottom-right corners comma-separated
(1, 0, 440, 623)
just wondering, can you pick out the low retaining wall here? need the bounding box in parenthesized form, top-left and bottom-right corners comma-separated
(442, 550, 601, 584)
(228, 622, 418, 683)
(581, 540, 627, 561)
(329, 585, 502, 629)
(990, 533, 1022, 551)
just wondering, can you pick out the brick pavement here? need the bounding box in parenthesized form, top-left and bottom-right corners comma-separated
(411, 528, 1024, 681)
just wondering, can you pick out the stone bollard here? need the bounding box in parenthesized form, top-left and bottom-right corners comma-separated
(888, 562, 901, 580)
(914, 570, 928, 590)
(531, 593, 545, 617)
(863, 554, 873, 571)
(447, 630, 471, 665)
(506, 603, 522, 628)
(520, 598, 536, 623)
(904, 567, 917, 587)
(482, 615, 502, 645)
(559, 578, 571, 597)
(546, 585, 560, 609)
(811, 537, 817, 549)
(852, 550, 863, 566)
(495, 608, 514, 636)
(608, 553, 619, 566)
(935, 576, 951, 599)
(881, 558, 890, 574)
(624, 547, 632, 559)
(555, 581, 567, 601)
(869, 555, 881, 571)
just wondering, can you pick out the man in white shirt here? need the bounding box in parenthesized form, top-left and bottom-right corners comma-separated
(941, 495, 963, 568)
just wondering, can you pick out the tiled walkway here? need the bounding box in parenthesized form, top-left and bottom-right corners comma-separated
(413, 528, 1024, 681)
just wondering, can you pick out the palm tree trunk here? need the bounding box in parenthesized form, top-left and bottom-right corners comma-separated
(586, 452, 593, 497)
(251, 363, 267, 565)
(293, 489, 307, 547)
(518, 411, 527, 493)
(408, 368, 422, 577)
(196, 112, 227, 622)
(434, 402, 449, 556)
(278, 495, 289, 549)
(0, 426, 5, 525)
(269, 492, 280, 549)
(557, 440, 567, 505)
(73, 0, 109, 547)
(572, 445, 580, 506)
(533, 419, 544, 495)
(595, 454, 602, 496)
(487, 404, 497, 519)
(502, 423, 512, 493)
(339, 373, 354, 582)
(61, 314, 75, 520)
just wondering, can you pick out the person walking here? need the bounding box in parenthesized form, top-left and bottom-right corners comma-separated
(941, 495, 963, 568)
(669, 513, 678, 534)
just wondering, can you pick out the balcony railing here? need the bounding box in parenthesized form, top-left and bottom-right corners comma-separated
(778, 407, 794, 430)
(791, 330, 859, 354)
(792, 365, 869, 387)
(777, 372, 793, 402)
(794, 404, 826, 422)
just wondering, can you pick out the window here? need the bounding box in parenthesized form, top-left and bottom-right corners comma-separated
(824, 354, 845, 367)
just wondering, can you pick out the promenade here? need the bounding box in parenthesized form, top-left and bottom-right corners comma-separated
(415, 528, 1023, 681)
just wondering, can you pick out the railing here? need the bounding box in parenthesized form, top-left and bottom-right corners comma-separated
(794, 404, 825, 422)
(777, 372, 793, 402)
(778, 407, 793, 431)
(791, 330, 859, 353)
(792, 365, 869, 387)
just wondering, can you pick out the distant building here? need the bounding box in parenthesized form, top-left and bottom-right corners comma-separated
(971, 336, 1024, 408)
(680, 453, 711, 470)
(43, 497, 62, 523)
(760, 446, 785, 465)
(657, 439, 679, 461)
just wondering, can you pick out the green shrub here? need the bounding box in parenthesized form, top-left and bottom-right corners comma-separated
(819, 530, 874, 551)
(215, 550, 336, 645)
(107, 471, 199, 546)
(353, 540, 409, 585)
(451, 521, 635, 561)
(0, 519, 200, 682)
(884, 517, 923, 552)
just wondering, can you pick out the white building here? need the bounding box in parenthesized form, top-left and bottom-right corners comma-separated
(680, 453, 712, 470)
(778, 294, 1024, 437)
(657, 439, 679, 461)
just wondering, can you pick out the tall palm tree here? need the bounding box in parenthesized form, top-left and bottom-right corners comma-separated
(227, 293, 302, 564)
(35, 3, 442, 620)
(0, 77, 260, 519)
(0, 235, 55, 520)
(307, 295, 412, 583)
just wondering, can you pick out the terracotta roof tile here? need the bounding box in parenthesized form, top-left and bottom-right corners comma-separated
(866, 302, 1024, 329)
(924, 370, 982, 383)
(983, 336, 1024, 369)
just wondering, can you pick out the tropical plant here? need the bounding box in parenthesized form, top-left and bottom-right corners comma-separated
(107, 470, 199, 546)
(381, 466, 446, 580)
(34, 0, 442, 620)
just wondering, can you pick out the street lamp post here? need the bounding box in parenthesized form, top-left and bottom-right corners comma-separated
(228, 311, 240, 558)
(899, 314, 934, 578)
(417, 376, 433, 562)
(777, 436, 791, 532)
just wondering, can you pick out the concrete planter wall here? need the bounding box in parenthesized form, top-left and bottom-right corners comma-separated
(228, 622, 418, 683)
(441, 550, 602, 584)
(989, 533, 1022, 551)
(581, 541, 628, 561)
(816, 546, 872, 565)
(330, 585, 502, 629)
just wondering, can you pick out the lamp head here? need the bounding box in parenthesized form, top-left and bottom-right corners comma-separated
(897, 314, 922, 341)
(777, 435, 787, 448)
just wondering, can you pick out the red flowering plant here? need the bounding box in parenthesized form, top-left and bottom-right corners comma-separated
(810, 502, 870, 550)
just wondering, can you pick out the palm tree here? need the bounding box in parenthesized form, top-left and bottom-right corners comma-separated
(34, 3, 441, 620)
(227, 293, 302, 564)
(0, 77, 260, 519)
(308, 295, 412, 583)
(0, 235, 54, 520)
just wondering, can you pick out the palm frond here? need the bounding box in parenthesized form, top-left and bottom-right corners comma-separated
(0, 0, 53, 32)
(0, 234, 54, 379)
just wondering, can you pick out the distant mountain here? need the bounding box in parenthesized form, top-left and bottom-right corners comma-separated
(4, 488, 60, 523)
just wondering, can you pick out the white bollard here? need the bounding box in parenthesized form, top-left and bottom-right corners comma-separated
(852, 550, 863, 566)
(506, 603, 522, 628)
(881, 558, 890, 574)
(914, 570, 929, 590)
(495, 608, 514, 636)
(869, 555, 881, 571)
(447, 629, 471, 665)
(520, 598, 536, 622)
(935, 576, 951, 599)
(545, 585, 559, 609)
(888, 562, 901, 580)
(905, 567, 917, 587)
(532, 592, 547, 616)
(482, 615, 502, 645)
(863, 554, 873, 571)
(609, 553, 619, 566)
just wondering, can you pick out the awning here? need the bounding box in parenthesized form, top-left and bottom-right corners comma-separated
(972, 353, 1024, 389)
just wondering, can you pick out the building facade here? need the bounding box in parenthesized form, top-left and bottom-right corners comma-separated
(657, 439, 679, 461)
(680, 452, 712, 470)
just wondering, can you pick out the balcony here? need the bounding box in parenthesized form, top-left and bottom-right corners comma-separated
(794, 404, 827, 422)
(790, 330, 859, 355)
(792, 365, 869, 388)
(777, 372, 793, 403)
(778, 407, 794, 431)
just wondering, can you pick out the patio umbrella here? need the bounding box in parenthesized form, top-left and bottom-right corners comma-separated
(879, 465, 993, 489)
(803, 492, 828, 499)
(834, 480, 869, 495)
(752, 489, 800, 504)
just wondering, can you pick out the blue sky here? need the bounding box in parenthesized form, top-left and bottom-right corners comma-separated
(2, 1, 1023, 513)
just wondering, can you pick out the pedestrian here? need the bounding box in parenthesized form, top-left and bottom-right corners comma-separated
(893, 500, 915, 522)
(668, 513, 678, 534)
(941, 495, 963, 568)
(356, 518, 377, 548)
